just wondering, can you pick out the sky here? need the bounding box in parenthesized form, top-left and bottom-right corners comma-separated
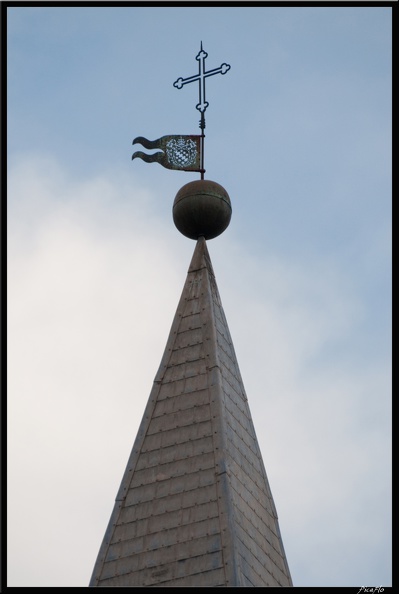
(7, 4, 392, 588)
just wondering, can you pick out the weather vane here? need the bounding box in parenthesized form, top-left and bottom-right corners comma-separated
(132, 43, 230, 180)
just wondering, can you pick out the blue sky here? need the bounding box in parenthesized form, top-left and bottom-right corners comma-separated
(7, 5, 392, 588)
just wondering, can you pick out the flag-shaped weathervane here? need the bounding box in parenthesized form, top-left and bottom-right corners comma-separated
(132, 43, 230, 180)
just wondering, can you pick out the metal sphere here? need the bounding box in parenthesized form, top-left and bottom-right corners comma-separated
(173, 180, 232, 240)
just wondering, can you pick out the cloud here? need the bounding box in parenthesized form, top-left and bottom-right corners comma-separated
(8, 154, 186, 586)
(8, 155, 391, 586)
(210, 235, 391, 586)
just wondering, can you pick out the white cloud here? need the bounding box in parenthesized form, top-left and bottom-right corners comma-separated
(211, 236, 391, 586)
(8, 154, 186, 586)
(8, 155, 390, 586)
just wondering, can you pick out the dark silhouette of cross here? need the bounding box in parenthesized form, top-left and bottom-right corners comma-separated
(173, 42, 230, 115)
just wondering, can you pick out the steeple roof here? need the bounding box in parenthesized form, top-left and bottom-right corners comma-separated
(89, 236, 292, 587)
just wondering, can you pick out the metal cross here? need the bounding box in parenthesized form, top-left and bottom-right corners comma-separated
(173, 42, 230, 117)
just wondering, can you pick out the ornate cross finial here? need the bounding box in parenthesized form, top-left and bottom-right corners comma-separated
(132, 43, 230, 180)
(173, 42, 231, 128)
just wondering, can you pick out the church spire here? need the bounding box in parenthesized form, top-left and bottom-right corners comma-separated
(89, 235, 292, 587)
(90, 44, 292, 587)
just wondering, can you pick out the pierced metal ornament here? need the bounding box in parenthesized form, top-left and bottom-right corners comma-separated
(132, 135, 201, 171)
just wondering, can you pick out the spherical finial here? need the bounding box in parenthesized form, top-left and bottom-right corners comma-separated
(172, 180, 232, 240)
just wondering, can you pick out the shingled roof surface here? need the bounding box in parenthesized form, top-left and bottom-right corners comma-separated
(89, 237, 292, 587)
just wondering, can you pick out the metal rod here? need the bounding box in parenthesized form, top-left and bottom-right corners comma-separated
(200, 113, 205, 180)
